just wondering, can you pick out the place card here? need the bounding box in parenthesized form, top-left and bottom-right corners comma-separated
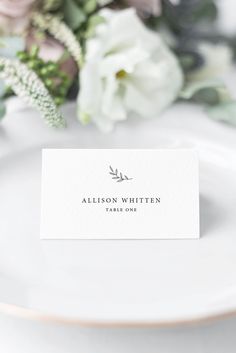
(40, 149, 199, 239)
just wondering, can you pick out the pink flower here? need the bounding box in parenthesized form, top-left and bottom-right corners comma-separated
(0, 0, 36, 18)
(0, 0, 37, 34)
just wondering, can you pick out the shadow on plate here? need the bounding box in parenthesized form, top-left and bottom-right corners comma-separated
(200, 194, 224, 237)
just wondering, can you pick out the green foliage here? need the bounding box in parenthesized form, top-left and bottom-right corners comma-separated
(180, 78, 236, 126)
(160, 0, 218, 34)
(192, 87, 223, 105)
(84, 14, 105, 38)
(207, 101, 236, 126)
(180, 80, 227, 102)
(41, 0, 109, 46)
(61, 0, 101, 32)
(63, 0, 87, 30)
(17, 45, 72, 106)
(83, 0, 97, 15)
(42, 0, 63, 12)
(0, 57, 65, 127)
(32, 13, 83, 67)
(146, 0, 221, 75)
(176, 50, 204, 73)
(0, 99, 6, 119)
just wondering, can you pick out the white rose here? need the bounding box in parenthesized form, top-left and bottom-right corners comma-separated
(77, 8, 183, 132)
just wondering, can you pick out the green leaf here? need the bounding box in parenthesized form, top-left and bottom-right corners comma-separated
(83, 0, 97, 14)
(97, 0, 113, 6)
(180, 80, 224, 100)
(0, 99, 6, 120)
(193, 87, 220, 105)
(84, 14, 105, 38)
(192, 0, 218, 23)
(180, 79, 234, 106)
(43, 0, 63, 11)
(0, 79, 5, 97)
(63, 0, 86, 30)
(207, 101, 236, 126)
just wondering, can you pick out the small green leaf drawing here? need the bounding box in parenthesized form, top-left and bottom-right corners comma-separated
(109, 166, 132, 182)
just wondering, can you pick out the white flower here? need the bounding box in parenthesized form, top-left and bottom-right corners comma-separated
(77, 8, 183, 132)
(189, 42, 233, 81)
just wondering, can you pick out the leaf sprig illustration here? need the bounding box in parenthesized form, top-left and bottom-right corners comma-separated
(109, 166, 132, 182)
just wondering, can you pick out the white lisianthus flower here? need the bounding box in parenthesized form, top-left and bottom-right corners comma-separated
(77, 8, 183, 132)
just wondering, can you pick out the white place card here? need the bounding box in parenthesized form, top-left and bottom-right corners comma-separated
(40, 149, 199, 239)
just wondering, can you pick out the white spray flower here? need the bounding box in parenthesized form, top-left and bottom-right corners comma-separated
(0, 57, 65, 127)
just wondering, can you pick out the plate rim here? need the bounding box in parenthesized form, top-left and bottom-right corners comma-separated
(1, 301, 236, 327)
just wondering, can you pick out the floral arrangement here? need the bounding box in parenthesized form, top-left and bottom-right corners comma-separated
(0, 0, 235, 131)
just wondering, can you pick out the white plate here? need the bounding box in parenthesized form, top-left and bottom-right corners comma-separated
(0, 98, 236, 327)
